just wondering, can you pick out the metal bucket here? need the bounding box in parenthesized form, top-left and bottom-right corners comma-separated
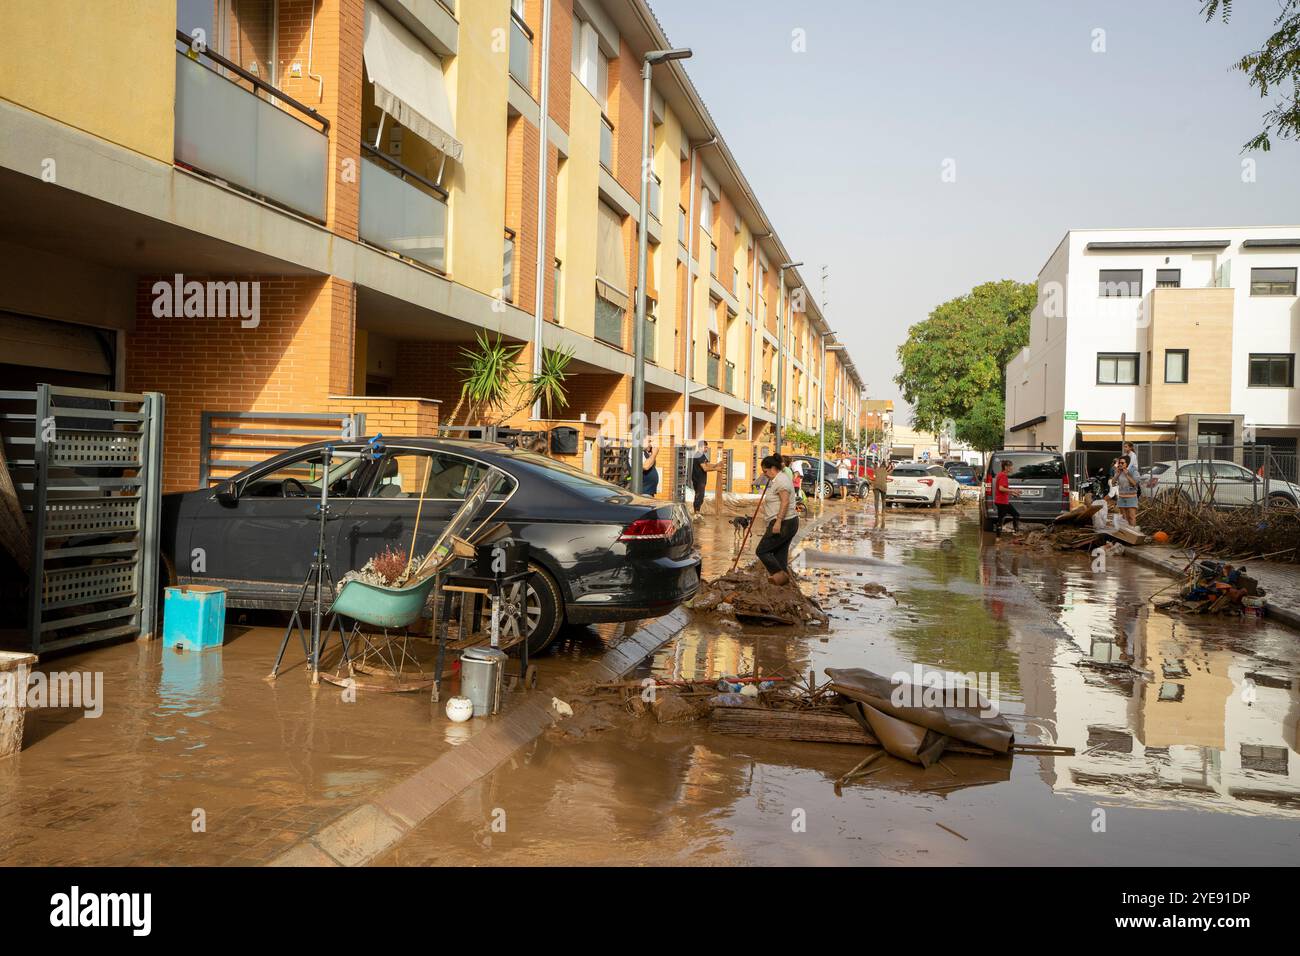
(460, 646, 508, 716)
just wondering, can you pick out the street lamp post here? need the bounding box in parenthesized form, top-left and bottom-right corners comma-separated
(775, 261, 802, 456)
(631, 47, 692, 495)
(824, 342, 846, 503)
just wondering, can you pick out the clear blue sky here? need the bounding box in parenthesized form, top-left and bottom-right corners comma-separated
(648, 0, 1300, 418)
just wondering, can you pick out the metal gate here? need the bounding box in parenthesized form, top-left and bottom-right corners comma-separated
(199, 410, 366, 488)
(0, 385, 165, 653)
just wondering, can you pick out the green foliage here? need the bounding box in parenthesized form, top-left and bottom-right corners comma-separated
(447, 332, 574, 428)
(894, 279, 1035, 434)
(1202, 0, 1300, 151)
(955, 392, 1006, 453)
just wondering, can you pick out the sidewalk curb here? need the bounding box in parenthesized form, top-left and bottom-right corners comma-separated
(1126, 548, 1300, 633)
(267, 607, 690, 867)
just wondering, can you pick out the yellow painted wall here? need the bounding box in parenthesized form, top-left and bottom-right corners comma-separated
(1146, 287, 1235, 420)
(560, 73, 601, 337)
(444, 0, 509, 296)
(653, 110, 685, 366)
(0, 0, 175, 163)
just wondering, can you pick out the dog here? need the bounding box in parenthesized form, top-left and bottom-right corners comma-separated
(729, 514, 751, 551)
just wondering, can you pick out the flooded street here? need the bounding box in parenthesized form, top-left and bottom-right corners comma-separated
(379, 505, 1300, 866)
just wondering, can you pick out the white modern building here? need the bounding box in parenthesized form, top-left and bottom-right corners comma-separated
(1005, 226, 1300, 464)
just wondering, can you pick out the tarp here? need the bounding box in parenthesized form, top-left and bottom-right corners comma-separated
(826, 667, 1015, 767)
(363, 0, 464, 162)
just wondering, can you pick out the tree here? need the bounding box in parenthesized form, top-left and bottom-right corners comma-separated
(894, 279, 1034, 434)
(954, 392, 1006, 454)
(1202, 0, 1300, 151)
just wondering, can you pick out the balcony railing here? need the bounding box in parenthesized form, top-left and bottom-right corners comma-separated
(509, 13, 533, 89)
(649, 174, 662, 222)
(600, 118, 614, 171)
(762, 381, 775, 410)
(359, 145, 448, 273)
(644, 314, 657, 363)
(707, 354, 720, 389)
(173, 32, 328, 222)
(595, 298, 624, 348)
(725, 360, 735, 395)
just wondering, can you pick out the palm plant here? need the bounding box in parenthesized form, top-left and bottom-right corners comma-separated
(440, 332, 574, 432)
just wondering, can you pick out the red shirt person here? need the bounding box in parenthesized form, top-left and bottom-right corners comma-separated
(991, 460, 1021, 533)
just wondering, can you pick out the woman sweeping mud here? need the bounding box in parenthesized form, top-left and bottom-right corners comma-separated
(756, 454, 798, 585)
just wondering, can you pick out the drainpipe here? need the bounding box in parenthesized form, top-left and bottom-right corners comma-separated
(530, 0, 553, 419)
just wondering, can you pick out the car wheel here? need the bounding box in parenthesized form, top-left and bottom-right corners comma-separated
(482, 562, 563, 656)
(820, 481, 836, 500)
(1267, 492, 1297, 510)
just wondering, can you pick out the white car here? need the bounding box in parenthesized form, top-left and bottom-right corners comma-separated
(1146, 459, 1300, 508)
(886, 462, 959, 507)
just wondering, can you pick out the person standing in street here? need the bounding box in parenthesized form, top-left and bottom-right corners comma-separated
(993, 458, 1022, 533)
(871, 459, 890, 528)
(1115, 454, 1139, 528)
(836, 451, 854, 499)
(637, 435, 660, 497)
(757, 454, 798, 585)
(690, 439, 720, 519)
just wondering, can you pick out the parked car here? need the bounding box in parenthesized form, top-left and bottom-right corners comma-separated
(787, 455, 853, 499)
(944, 462, 980, 486)
(1145, 459, 1300, 509)
(982, 450, 1071, 530)
(886, 462, 960, 506)
(159, 439, 701, 655)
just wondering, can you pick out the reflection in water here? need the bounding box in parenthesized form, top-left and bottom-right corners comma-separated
(382, 507, 1300, 866)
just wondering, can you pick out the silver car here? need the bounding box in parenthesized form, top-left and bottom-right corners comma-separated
(1146, 459, 1300, 508)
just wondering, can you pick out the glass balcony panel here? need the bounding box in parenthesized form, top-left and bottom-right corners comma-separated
(359, 157, 448, 272)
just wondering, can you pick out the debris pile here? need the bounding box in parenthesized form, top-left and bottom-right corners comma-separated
(1139, 495, 1300, 563)
(1155, 557, 1267, 617)
(691, 561, 829, 626)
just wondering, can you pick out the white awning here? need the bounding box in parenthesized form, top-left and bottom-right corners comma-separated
(363, 1, 463, 162)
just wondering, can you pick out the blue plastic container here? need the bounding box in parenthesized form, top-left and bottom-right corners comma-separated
(163, 585, 227, 652)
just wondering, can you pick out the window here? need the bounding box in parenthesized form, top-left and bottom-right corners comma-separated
(1156, 268, 1181, 289)
(1097, 352, 1139, 385)
(1164, 349, 1188, 383)
(241, 448, 370, 498)
(369, 450, 513, 500)
(678, 206, 687, 246)
(699, 190, 713, 235)
(1098, 269, 1142, 297)
(1250, 267, 1297, 296)
(990, 454, 1066, 480)
(570, 16, 606, 108)
(551, 257, 562, 324)
(709, 242, 718, 277)
(1248, 353, 1295, 387)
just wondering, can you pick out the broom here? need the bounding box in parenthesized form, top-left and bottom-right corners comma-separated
(729, 481, 770, 575)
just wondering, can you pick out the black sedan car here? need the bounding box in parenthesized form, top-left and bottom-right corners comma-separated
(159, 438, 701, 654)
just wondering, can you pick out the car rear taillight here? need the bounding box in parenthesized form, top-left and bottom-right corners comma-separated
(619, 518, 677, 541)
(918, 478, 934, 487)
(1062, 478, 1069, 501)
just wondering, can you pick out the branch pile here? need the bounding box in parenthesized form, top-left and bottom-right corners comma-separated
(1139, 496, 1300, 563)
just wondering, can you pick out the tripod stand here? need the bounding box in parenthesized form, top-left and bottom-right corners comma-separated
(268, 444, 350, 683)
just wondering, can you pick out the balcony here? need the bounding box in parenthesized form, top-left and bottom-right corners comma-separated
(595, 298, 624, 348)
(509, 13, 533, 89)
(359, 146, 448, 273)
(762, 381, 775, 410)
(173, 35, 328, 222)
(649, 174, 662, 223)
(644, 314, 657, 363)
(600, 117, 614, 171)
(707, 353, 720, 389)
(725, 360, 736, 395)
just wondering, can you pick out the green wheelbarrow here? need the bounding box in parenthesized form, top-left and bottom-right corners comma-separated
(323, 575, 441, 692)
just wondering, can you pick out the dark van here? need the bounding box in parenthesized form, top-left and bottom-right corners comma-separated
(983, 450, 1070, 531)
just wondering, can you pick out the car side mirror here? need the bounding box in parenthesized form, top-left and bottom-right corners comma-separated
(215, 481, 239, 507)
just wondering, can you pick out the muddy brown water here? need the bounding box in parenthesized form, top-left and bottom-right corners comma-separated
(378, 505, 1300, 866)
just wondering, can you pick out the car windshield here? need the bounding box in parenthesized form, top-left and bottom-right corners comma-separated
(996, 454, 1065, 479)
(504, 450, 632, 501)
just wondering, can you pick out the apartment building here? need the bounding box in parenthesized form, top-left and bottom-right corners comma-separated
(0, 0, 862, 497)
(1006, 226, 1300, 462)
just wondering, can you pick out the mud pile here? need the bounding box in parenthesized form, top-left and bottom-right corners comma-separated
(691, 561, 829, 626)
